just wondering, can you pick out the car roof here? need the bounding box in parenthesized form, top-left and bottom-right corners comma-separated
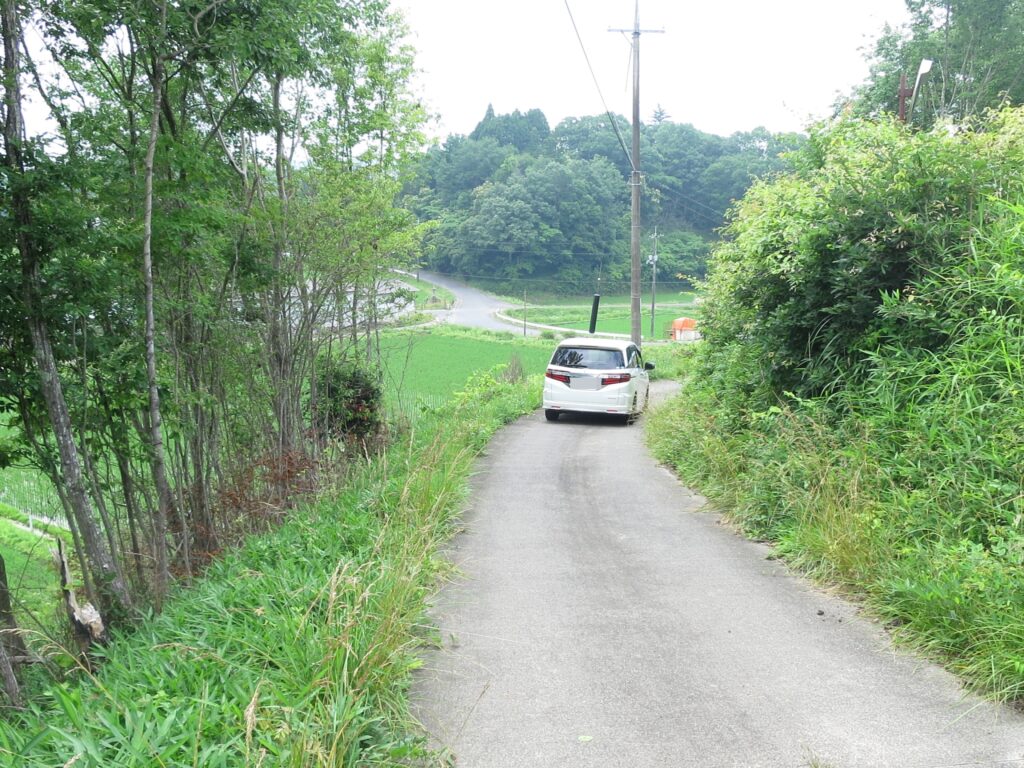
(554, 337, 634, 352)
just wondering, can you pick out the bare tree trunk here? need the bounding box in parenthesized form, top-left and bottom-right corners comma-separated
(186, 334, 217, 556)
(96, 384, 148, 587)
(81, 438, 124, 578)
(269, 73, 295, 459)
(142, 37, 174, 609)
(0, 638, 20, 709)
(0, 555, 27, 663)
(3, 0, 132, 618)
(0, 556, 24, 710)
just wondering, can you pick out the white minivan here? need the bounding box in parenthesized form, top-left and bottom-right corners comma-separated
(542, 337, 654, 423)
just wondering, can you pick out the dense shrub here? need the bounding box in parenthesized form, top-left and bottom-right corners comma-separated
(311, 361, 383, 440)
(702, 110, 1024, 400)
(651, 107, 1024, 700)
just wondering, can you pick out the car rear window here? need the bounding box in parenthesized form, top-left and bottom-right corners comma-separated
(550, 346, 624, 369)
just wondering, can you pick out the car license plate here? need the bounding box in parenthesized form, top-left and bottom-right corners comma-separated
(572, 376, 599, 390)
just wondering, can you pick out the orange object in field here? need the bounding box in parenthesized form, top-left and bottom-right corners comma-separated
(669, 317, 700, 341)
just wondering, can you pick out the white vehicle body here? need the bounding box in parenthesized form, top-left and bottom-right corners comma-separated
(542, 337, 653, 423)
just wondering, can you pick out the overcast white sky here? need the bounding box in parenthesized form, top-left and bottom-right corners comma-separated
(393, 0, 910, 140)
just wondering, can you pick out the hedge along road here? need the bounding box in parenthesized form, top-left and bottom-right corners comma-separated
(412, 381, 1024, 767)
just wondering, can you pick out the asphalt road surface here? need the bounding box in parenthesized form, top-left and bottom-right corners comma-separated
(412, 381, 1024, 767)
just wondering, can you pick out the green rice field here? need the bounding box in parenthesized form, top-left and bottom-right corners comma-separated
(379, 327, 553, 415)
(510, 300, 701, 340)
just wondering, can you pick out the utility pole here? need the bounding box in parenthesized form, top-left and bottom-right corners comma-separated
(648, 226, 659, 339)
(897, 73, 913, 122)
(611, 2, 662, 347)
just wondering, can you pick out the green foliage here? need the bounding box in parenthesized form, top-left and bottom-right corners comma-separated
(425, 153, 629, 286)
(470, 105, 550, 153)
(850, 0, 1024, 127)
(2, 0, 430, 623)
(701, 113, 1024, 399)
(650, 106, 1024, 701)
(647, 123, 806, 236)
(311, 362, 382, 440)
(405, 108, 804, 292)
(0, 368, 540, 766)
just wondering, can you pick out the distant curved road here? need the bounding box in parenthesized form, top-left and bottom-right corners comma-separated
(418, 271, 540, 335)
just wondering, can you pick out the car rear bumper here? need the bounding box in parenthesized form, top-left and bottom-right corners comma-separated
(542, 384, 633, 414)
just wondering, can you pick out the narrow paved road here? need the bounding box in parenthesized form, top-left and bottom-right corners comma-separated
(413, 382, 1024, 767)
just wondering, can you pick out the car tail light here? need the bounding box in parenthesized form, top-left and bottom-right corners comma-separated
(545, 369, 571, 384)
(601, 373, 631, 386)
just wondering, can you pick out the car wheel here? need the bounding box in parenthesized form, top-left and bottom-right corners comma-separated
(545, 409, 560, 421)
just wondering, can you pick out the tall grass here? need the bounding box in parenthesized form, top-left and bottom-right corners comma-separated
(0, 366, 541, 766)
(648, 209, 1024, 701)
(645, 113, 1024, 703)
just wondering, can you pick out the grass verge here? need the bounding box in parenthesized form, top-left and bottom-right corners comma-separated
(0, 518, 62, 638)
(0, 365, 541, 766)
(647, 346, 1024, 703)
(395, 275, 455, 311)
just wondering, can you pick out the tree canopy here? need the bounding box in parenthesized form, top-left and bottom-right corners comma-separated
(404, 106, 804, 292)
(849, 0, 1024, 126)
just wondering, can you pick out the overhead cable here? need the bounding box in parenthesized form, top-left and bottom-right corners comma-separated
(563, 0, 635, 172)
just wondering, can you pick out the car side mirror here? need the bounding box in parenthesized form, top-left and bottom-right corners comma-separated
(644, 362, 655, 371)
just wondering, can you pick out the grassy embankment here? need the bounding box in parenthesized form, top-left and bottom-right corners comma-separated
(648, 112, 1024, 703)
(0, 325, 550, 766)
(398, 275, 455, 312)
(649, 345, 1024, 701)
(0, 423, 65, 638)
(0, 504, 64, 635)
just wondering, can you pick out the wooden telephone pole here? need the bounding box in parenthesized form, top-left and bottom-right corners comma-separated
(611, 2, 662, 346)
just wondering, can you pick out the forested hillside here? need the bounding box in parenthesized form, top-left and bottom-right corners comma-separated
(402, 106, 805, 292)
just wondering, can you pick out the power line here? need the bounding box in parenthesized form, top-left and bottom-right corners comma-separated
(652, 186, 726, 227)
(422, 269, 696, 287)
(563, 0, 634, 172)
